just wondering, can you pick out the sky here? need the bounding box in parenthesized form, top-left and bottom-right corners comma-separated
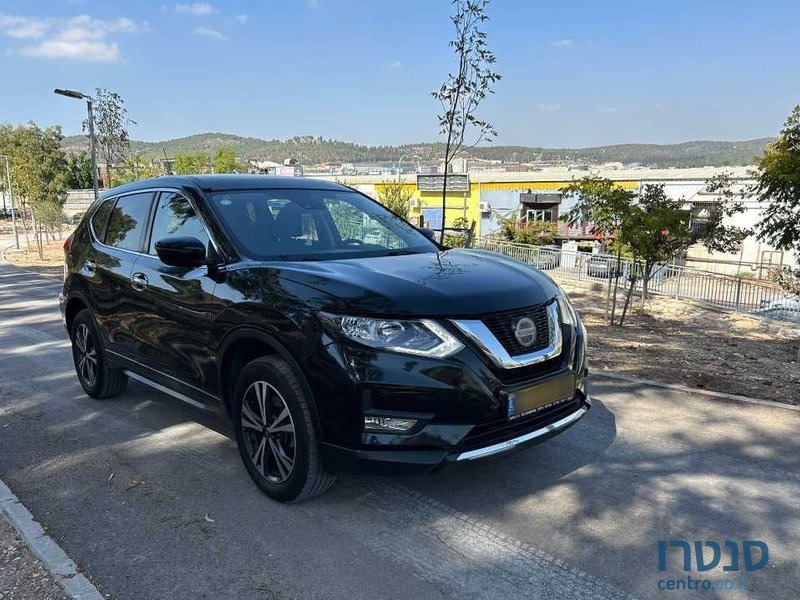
(0, 0, 799, 148)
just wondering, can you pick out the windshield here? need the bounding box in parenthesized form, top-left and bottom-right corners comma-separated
(209, 188, 438, 261)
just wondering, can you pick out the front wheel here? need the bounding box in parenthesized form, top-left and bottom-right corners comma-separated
(233, 356, 336, 503)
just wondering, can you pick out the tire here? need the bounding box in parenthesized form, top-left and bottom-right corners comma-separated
(233, 356, 336, 503)
(70, 309, 128, 399)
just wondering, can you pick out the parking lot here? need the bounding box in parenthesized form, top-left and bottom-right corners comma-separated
(1, 261, 799, 599)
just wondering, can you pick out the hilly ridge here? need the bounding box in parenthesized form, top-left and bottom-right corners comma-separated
(61, 133, 771, 168)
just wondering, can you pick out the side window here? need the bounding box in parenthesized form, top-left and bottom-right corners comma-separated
(90, 198, 115, 241)
(148, 192, 210, 255)
(105, 192, 153, 252)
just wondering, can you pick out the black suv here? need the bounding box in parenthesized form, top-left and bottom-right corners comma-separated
(61, 176, 590, 502)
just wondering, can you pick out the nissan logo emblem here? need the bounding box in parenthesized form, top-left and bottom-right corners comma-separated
(513, 317, 537, 347)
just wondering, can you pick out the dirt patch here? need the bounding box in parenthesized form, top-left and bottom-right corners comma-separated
(558, 278, 800, 405)
(0, 517, 70, 600)
(3, 240, 66, 278)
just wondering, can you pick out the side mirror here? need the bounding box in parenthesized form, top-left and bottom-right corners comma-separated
(419, 227, 436, 241)
(155, 236, 207, 268)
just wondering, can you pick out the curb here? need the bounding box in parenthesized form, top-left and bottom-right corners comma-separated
(0, 478, 104, 600)
(590, 369, 800, 412)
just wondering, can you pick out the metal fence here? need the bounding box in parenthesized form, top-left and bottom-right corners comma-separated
(473, 238, 800, 324)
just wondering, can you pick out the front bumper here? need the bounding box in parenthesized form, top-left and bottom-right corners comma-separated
(306, 315, 591, 474)
(320, 393, 590, 474)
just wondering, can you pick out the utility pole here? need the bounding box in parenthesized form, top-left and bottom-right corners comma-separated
(54, 88, 99, 201)
(1, 155, 20, 250)
(86, 97, 99, 201)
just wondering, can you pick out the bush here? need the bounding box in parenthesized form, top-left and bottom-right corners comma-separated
(497, 216, 557, 245)
(443, 216, 471, 247)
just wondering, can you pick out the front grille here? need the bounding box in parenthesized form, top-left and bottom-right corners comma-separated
(481, 301, 551, 357)
(461, 394, 581, 452)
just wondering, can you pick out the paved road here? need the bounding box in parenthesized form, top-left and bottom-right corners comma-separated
(1, 260, 799, 600)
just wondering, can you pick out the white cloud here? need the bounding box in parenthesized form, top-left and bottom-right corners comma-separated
(0, 15, 50, 39)
(539, 103, 561, 113)
(0, 13, 146, 62)
(233, 14, 249, 24)
(597, 107, 619, 113)
(386, 60, 402, 69)
(550, 39, 573, 47)
(307, 0, 321, 8)
(25, 39, 120, 62)
(175, 3, 217, 16)
(194, 26, 226, 40)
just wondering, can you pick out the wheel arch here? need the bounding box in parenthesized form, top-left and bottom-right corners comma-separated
(64, 293, 90, 334)
(217, 327, 320, 426)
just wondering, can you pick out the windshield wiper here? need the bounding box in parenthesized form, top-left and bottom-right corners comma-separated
(384, 249, 422, 257)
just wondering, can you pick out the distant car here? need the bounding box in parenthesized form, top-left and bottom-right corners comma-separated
(758, 295, 800, 321)
(586, 256, 624, 279)
(531, 246, 561, 270)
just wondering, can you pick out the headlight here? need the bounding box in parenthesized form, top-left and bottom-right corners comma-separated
(555, 288, 576, 326)
(319, 313, 464, 358)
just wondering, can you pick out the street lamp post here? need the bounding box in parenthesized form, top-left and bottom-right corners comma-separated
(0, 154, 20, 250)
(54, 88, 99, 201)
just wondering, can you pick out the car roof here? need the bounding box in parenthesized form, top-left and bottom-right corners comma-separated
(99, 174, 350, 199)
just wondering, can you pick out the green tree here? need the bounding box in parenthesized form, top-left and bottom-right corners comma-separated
(0, 122, 69, 257)
(90, 88, 136, 168)
(65, 152, 93, 189)
(562, 177, 749, 325)
(213, 147, 239, 173)
(173, 152, 211, 174)
(110, 154, 160, 186)
(432, 0, 501, 243)
(561, 177, 637, 324)
(376, 180, 414, 220)
(616, 185, 692, 322)
(752, 104, 800, 294)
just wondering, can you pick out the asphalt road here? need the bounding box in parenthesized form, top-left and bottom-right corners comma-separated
(1, 259, 799, 600)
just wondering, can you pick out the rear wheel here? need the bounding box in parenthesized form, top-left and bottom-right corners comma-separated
(233, 356, 335, 503)
(70, 309, 128, 399)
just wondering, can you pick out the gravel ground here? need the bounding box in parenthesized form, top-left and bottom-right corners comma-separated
(0, 517, 69, 600)
(2, 240, 65, 278)
(559, 278, 800, 405)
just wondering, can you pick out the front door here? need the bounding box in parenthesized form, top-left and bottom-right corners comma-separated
(129, 191, 220, 401)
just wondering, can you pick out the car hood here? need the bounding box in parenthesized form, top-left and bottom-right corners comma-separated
(272, 249, 560, 317)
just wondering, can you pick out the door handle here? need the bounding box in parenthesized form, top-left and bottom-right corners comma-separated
(131, 272, 149, 291)
(85, 259, 97, 273)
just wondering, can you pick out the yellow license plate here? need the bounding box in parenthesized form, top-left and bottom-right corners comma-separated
(507, 373, 575, 420)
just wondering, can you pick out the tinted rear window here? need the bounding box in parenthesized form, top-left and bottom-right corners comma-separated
(104, 192, 153, 251)
(90, 198, 114, 240)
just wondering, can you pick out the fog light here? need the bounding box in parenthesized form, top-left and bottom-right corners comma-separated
(364, 416, 417, 432)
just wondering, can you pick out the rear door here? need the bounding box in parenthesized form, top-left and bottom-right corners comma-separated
(84, 191, 154, 357)
(128, 190, 220, 400)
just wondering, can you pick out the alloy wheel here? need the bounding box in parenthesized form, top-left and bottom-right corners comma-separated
(74, 323, 98, 388)
(240, 380, 296, 483)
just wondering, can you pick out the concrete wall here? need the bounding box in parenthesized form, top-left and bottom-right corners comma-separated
(63, 189, 95, 216)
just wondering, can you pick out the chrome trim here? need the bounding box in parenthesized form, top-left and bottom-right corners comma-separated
(123, 370, 208, 410)
(451, 301, 562, 368)
(456, 405, 588, 461)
